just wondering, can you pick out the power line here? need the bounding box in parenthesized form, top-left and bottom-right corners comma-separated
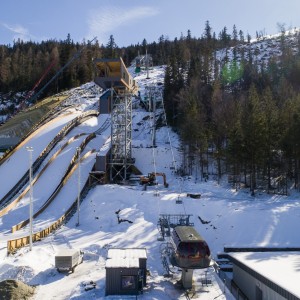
(160, 90, 187, 214)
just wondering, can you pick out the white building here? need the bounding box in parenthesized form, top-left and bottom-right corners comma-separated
(228, 251, 300, 300)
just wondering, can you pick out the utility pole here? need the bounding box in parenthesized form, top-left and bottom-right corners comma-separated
(26, 146, 34, 251)
(152, 88, 156, 147)
(76, 147, 81, 226)
(146, 49, 150, 79)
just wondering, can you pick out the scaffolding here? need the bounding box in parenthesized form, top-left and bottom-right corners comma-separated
(157, 214, 194, 240)
(94, 57, 137, 182)
(109, 88, 134, 182)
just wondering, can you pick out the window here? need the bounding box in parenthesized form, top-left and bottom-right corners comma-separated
(178, 242, 210, 258)
(121, 275, 136, 290)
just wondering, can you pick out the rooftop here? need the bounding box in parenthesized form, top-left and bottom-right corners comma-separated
(106, 248, 147, 269)
(229, 251, 300, 298)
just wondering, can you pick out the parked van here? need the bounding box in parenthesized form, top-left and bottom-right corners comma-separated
(55, 249, 83, 273)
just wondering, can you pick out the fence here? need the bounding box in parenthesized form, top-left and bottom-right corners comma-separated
(7, 166, 93, 255)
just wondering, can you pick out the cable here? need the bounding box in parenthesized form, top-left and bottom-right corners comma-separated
(150, 100, 161, 215)
(160, 91, 187, 214)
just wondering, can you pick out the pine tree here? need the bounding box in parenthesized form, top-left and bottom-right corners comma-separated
(178, 78, 209, 178)
(241, 85, 267, 195)
(204, 21, 212, 41)
(105, 35, 118, 58)
(232, 25, 238, 45)
(227, 99, 244, 188)
(261, 87, 280, 192)
(279, 93, 300, 189)
(239, 30, 244, 43)
(211, 80, 226, 182)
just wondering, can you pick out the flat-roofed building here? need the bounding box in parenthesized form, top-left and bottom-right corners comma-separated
(105, 248, 147, 295)
(228, 251, 300, 300)
(105, 248, 147, 296)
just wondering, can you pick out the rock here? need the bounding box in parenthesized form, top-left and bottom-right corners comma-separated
(0, 279, 35, 300)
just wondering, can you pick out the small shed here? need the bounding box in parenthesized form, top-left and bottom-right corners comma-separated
(105, 248, 147, 296)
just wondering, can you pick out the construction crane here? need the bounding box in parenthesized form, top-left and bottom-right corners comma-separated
(28, 37, 97, 104)
(140, 172, 169, 188)
(24, 60, 56, 103)
(14, 60, 56, 112)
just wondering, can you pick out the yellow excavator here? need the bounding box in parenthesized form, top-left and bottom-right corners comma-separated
(140, 172, 169, 188)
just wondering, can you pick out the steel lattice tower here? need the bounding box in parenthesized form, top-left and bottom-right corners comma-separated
(94, 57, 137, 182)
(109, 88, 134, 182)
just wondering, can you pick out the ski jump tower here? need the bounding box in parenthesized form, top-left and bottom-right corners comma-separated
(94, 57, 138, 182)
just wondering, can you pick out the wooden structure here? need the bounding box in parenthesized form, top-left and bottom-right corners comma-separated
(94, 57, 137, 93)
(105, 248, 147, 296)
(7, 151, 95, 254)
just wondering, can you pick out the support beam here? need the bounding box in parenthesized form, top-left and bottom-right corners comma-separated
(181, 269, 194, 289)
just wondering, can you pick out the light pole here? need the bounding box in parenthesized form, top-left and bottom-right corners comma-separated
(26, 146, 33, 251)
(76, 147, 81, 226)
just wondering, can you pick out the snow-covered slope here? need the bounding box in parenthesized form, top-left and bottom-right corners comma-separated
(217, 27, 300, 65)
(0, 66, 299, 300)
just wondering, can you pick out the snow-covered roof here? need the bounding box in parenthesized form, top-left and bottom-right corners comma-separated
(229, 251, 300, 297)
(106, 248, 147, 268)
(56, 249, 79, 257)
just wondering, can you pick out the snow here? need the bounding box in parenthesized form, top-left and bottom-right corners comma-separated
(0, 66, 299, 299)
(229, 251, 300, 297)
(216, 28, 300, 71)
(0, 112, 81, 199)
(106, 248, 147, 268)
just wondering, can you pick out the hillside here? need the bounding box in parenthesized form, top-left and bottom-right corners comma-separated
(217, 27, 300, 64)
(1, 27, 300, 134)
(0, 64, 299, 299)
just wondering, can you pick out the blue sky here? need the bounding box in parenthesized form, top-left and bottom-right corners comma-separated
(1, 0, 299, 47)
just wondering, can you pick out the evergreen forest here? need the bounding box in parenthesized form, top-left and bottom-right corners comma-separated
(1, 22, 300, 194)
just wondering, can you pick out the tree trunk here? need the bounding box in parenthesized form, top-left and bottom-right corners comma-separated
(250, 162, 255, 196)
(267, 161, 271, 194)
